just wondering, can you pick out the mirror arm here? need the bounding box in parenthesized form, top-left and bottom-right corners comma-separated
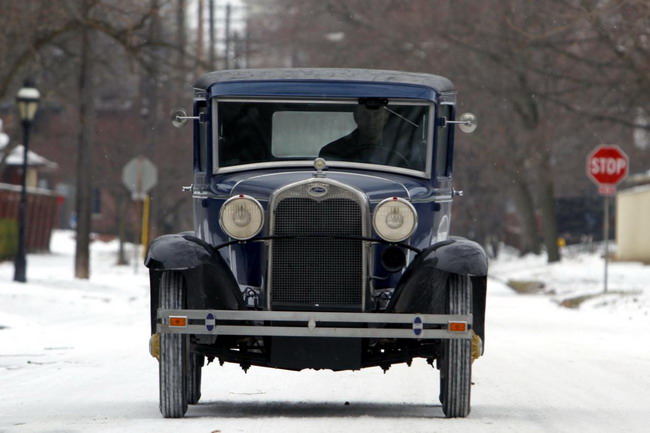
(441, 113, 478, 133)
(441, 117, 471, 126)
(176, 112, 206, 123)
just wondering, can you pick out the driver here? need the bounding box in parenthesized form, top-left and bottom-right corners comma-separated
(319, 105, 388, 160)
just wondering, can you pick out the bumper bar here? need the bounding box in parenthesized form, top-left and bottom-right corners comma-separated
(157, 309, 473, 339)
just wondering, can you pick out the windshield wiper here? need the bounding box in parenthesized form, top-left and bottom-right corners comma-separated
(383, 106, 419, 128)
(358, 97, 419, 128)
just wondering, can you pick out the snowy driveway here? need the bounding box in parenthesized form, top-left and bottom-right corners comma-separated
(1, 233, 649, 432)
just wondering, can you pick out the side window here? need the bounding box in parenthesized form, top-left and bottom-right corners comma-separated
(436, 105, 451, 177)
(197, 103, 208, 171)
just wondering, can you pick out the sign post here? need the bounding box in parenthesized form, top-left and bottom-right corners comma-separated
(122, 156, 158, 271)
(586, 145, 629, 293)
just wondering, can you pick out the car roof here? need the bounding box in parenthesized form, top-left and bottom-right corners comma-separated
(194, 68, 455, 95)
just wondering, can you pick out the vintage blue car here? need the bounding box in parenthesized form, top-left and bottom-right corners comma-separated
(146, 68, 487, 418)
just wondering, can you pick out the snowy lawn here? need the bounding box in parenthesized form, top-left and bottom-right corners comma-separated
(491, 245, 650, 315)
(1, 231, 649, 432)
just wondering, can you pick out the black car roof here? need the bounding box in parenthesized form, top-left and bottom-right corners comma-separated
(194, 68, 455, 93)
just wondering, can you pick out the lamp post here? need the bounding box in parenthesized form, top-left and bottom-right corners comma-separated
(13, 81, 40, 283)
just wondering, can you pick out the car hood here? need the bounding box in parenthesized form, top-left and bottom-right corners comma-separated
(212, 170, 431, 203)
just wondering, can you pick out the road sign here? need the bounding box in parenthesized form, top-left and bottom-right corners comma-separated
(122, 156, 158, 200)
(586, 145, 629, 195)
(586, 145, 629, 294)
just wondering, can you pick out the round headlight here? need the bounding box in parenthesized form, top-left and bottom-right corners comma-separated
(373, 197, 417, 242)
(220, 195, 264, 240)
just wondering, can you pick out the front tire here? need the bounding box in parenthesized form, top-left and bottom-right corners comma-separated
(440, 273, 472, 418)
(159, 272, 188, 418)
(187, 353, 203, 405)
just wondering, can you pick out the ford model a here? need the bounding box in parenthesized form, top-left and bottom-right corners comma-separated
(145, 69, 487, 418)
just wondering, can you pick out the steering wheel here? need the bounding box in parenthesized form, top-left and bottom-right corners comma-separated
(340, 145, 410, 168)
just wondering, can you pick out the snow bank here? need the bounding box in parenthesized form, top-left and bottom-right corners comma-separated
(490, 244, 650, 319)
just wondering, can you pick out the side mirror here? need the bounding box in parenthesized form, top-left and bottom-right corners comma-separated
(458, 112, 478, 134)
(170, 107, 203, 128)
(171, 108, 189, 128)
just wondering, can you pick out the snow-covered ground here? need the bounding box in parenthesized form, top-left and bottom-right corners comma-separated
(1, 231, 649, 432)
(491, 244, 650, 316)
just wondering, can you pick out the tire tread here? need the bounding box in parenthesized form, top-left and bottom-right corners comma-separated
(159, 272, 188, 418)
(441, 273, 472, 418)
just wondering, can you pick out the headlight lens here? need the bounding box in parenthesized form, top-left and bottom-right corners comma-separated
(220, 195, 264, 240)
(373, 197, 417, 242)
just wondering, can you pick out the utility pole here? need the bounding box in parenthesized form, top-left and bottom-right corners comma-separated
(233, 31, 240, 69)
(209, 0, 216, 69)
(225, 3, 231, 70)
(244, 14, 250, 69)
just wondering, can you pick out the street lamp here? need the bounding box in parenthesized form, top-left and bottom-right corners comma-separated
(13, 81, 40, 283)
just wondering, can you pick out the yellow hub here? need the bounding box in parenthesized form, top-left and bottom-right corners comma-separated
(471, 331, 483, 363)
(149, 333, 160, 360)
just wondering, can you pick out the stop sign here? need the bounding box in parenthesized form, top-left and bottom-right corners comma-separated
(587, 145, 629, 194)
(122, 156, 158, 200)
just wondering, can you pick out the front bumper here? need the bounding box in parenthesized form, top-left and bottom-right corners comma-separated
(157, 309, 473, 340)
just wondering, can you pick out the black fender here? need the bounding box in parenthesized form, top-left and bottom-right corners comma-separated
(145, 233, 217, 271)
(415, 237, 488, 277)
(388, 237, 488, 346)
(145, 234, 245, 334)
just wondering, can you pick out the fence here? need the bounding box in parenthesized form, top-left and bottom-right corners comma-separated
(0, 183, 61, 256)
(0, 218, 17, 260)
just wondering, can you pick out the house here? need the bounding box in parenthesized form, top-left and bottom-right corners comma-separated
(0, 119, 58, 188)
(617, 171, 650, 263)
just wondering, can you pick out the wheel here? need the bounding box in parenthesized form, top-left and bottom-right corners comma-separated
(159, 271, 188, 418)
(186, 353, 203, 405)
(439, 273, 472, 418)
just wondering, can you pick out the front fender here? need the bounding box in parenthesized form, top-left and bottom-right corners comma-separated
(417, 237, 488, 277)
(145, 234, 217, 271)
(388, 237, 488, 345)
(145, 234, 245, 334)
(393, 237, 488, 308)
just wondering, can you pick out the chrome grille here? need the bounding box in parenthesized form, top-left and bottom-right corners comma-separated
(270, 181, 366, 310)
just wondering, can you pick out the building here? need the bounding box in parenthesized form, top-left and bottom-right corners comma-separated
(616, 171, 650, 263)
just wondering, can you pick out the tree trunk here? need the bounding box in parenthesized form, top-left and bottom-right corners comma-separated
(196, 0, 204, 75)
(176, 0, 187, 78)
(74, 25, 96, 279)
(146, 0, 161, 152)
(538, 151, 561, 262)
(511, 170, 541, 255)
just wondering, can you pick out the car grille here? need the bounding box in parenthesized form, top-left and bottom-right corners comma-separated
(270, 181, 366, 310)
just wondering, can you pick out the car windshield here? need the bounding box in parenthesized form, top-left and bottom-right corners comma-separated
(216, 99, 431, 172)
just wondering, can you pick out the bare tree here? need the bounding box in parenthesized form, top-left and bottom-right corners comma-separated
(245, 0, 561, 258)
(245, 0, 650, 261)
(0, 0, 195, 277)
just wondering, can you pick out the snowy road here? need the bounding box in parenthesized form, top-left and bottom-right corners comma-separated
(1, 232, 649, 432)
